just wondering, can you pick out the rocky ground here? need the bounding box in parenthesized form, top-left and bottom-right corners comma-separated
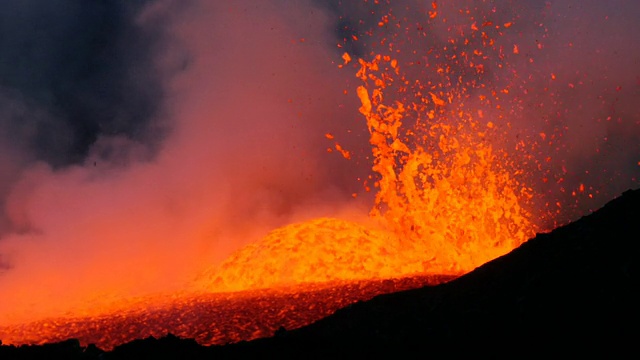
(1, 188, 638, 359)
(0, 275, 454, 350)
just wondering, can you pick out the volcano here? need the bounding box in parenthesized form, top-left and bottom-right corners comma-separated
(1, 2, 639, 358)
(1, 187, 637, 358)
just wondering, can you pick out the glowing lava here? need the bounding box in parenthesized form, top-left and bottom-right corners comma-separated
(196, 2, 545, 292)
(355, 54, 536, 273)
(198, 52, 537, 291)
(2, 0, 548, 348)
(0, 275, 455, 350)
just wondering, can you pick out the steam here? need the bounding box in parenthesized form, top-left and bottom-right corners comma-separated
(0, 0, 638, 324)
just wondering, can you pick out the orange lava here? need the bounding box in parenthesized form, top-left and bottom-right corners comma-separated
(354, 54, 536, 274)
(197, 218, 459, 293)
(198, 48, 537, 292)
(0, 275, 456, 350)
(1, 1, 541, 348)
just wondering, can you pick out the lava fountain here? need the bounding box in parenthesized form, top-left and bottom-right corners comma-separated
(197, 3, 538, 293)
(197, 58, 537, 292)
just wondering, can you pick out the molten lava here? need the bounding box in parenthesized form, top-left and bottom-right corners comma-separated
(197, 51, 536, 292)
(198, 218, 407, 292)
(1, 1, 546, 350)
(0, 275, 455, 350)
(354, 54, 535, 273)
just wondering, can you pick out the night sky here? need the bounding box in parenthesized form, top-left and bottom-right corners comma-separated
(0, 0, 638, 324)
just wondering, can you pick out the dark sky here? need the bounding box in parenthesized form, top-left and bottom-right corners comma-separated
(0, 0, 163, 166)
(0, 0, 638, 323)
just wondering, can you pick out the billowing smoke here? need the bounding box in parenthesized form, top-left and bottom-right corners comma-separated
(0, 0, 369, 323)
(0, 0, 638, 324)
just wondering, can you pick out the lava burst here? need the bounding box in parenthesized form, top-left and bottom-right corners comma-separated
(200, 2, 537, 291)
(198, 23, 538, 291)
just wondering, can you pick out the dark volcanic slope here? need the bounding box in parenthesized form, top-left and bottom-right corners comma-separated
(1, 188, 639, 359)
(219, 188, 637, 358)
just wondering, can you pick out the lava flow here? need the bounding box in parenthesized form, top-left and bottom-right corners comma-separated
(0, 275, 456, 350)
(2, 1, 547, 350)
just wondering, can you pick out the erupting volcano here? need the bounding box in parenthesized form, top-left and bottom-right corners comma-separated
(198, 49, 538, 292)
(1, 0, 638, 354)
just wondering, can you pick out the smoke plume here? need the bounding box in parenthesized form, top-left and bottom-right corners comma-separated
(0, 0, 367, 323)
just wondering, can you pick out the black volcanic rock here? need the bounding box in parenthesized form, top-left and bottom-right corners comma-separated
(2, 188, 639, 359)
(108, 334, 201, 360)
(0, 339, 99, 360)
